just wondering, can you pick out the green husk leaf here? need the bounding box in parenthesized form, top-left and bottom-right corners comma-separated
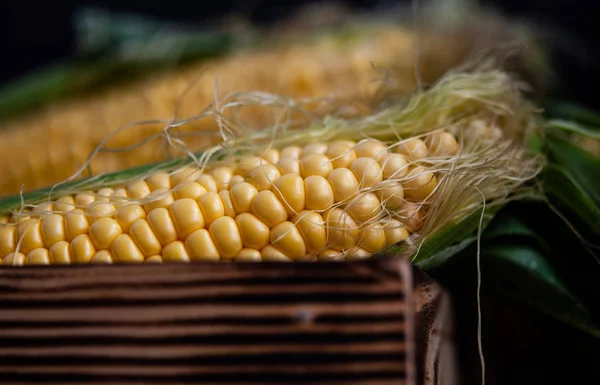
(428, 202, 600, 336)
(483, 242, 600, 336)
(409, 205, 500, 270)
(545, 120, 600, 140)
(0, 156, 195, 213)
(541, 129, 600, 234)
(545, 101, 600, 127)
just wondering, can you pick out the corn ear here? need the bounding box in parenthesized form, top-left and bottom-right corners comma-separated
(0, 11, 545, 196)
(0, 68, 544, 264)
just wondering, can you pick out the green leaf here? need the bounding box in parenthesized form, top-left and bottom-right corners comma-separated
(426, 201, 600, 336)
(541, 131, 600, 234)
(545, 119, 600, 140)
(545, 101, 600, 127)
(0, 155, 193, 213)
(483, 242, 600, 337)
(410, 205, 502, 270)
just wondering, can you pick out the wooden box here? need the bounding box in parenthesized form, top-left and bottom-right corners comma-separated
(0, 258, 456, 384)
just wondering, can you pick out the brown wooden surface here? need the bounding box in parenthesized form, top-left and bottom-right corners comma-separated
(0, 258, 455, 385)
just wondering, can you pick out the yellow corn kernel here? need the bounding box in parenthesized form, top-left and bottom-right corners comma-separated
(199, 192, 225, 225)
(396, 138, 428, 159)
(169, 198, 204, 239)
(185, 229, 220, 261)
(146, 172, 172, 191)
(354, 140, 388, 159)
(235, 213, 270, 250)
(304, 175, 334, 211)
(16, 219, 43, 255)
(31, 202, 53, 218)
(96, 188, 115, 202)
(404, 166, 438, 200)
(170, 166, 201, 186)
(230, 175, 246, 186)
(379, 154, 409, 179)
(145, 255, 163, 263)
(197, 174, 218, 193)
(3, 252, 26, 266)
(357, 223, 387, 253)
(317, 248, 344, 261)
(428, 131, 459, 156)
(238, 156, 268, 177)
(54, 196, 76, 212)
(115, 204, 146, 233)
(147, 208, 178, 246)
(276, 157, 301, 175)
(87, 201, 116, 222)
(209, 216, 243, 259)
(270, 221, 307, 261)
(112, 234, 144, 263)
(302, 143, 328, 155)
(26, 248, 51, 265)
(377, 182, 405, 210)
(0, 226, 16, 258)
(300, 154, 333, 178)
(162, 241, 191, 263)
(248, 164, 281, 191)
(89, 217, 122, 250)
(210, 167, 234, 192)
(350, 157, 382, 188)
(219, 190, 236, 218)
(251, 190, 288, 228)
(91, 250, 114, 264)
(130, 218, 163, 257)
(231, 182, 258, 214)
(272, 174, 305, 216)
(71, 234, 96, 263)
(49, 241, 71, 264)
(173, 181, 207, 200)
(65, 209, 89, 241)
(261, 149, 280, 165)
(398, 202, 423, 232)
(261, 245, 294, 262)
(327, 168, 359, 203)
(41, 214, 65, 247)
(292, 211, 326, 254)
(345, 247, 371, 260)
(346, 192, 383, 223)
(382, 219, 409, 246)
(75, 192, 95, 208)
(113, 188, 128, 198)
(126, 180, 151, 199)
(234, 248, 262, 262)
(326, 142, 357, 169)
(142, 189, 175, 212)
(281, 146, 302, 159)
(324, 208, 359, 251)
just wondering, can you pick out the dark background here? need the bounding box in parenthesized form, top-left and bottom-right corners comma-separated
(1, 1, 599, 384)
(0, 0, 599, 108)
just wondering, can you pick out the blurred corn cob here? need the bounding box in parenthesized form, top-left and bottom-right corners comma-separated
(0, 6, 547, 196)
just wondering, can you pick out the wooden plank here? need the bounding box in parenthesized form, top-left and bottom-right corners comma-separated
(0, 258, 422, 385)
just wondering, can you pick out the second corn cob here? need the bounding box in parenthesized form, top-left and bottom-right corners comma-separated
(0, 13, 542, 196)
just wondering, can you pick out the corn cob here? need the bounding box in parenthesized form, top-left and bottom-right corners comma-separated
(0, 69, 543, 265)
(0, 19, 534, 196)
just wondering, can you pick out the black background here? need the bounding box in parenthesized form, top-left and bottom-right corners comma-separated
(0, 1, 599, 384)
(0, 0, 599, 108)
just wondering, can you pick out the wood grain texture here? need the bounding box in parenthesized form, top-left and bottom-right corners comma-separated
(0, 258, 454, 385)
